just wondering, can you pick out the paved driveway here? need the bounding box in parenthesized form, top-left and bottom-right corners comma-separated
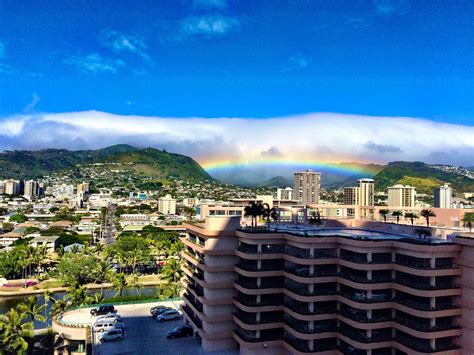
(83, 301, 238, 355)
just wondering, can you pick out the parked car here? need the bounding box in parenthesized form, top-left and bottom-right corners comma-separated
(98, 328, 123, 343)
(93, 321, 125, 333)
(96, 313, 123, 323)
(156, 309, 181, 322)
(151, 307, 174, 318)
(150, 305, 168, 315)
(90, 304, 116, 316)
(166, 325, 193, 339)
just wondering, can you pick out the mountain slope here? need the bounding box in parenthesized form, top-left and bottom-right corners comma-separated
(374, 161, 474, 194)
(0, 145, 212, 181)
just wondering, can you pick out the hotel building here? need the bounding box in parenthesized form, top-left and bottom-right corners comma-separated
(294, 170, 321, 205)
(434, 184, 453, 209)
(387, 185, 416, 208)
(181, 215, 474, 355)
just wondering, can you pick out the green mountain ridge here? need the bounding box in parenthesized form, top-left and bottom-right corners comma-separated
(0, 145, 212, 181)
(374, 161, 474, 194)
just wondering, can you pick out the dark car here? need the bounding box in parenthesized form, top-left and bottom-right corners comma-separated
(166, 325, 193, 339)
(151, 307, 173, 318)
(150, 305, 168, 315)
(90, 304, 116, 316)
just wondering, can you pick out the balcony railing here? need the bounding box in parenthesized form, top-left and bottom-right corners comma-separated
(236, 294, 282, 307)
(234, 327, 282, 343)
(183, 292, 203, 312)
(234, 311, 283, 325)
(284, 315, 336, 334)
(182, 304, 203, 328)
(284, 300, 336, 315)
(188, 281, 204, 297)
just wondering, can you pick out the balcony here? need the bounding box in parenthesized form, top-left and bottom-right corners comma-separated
(285, 246, 336, 260)
(285, 280, 336, 297)
(188, 282, 204, 297)
(236, 293, 283, 307)
(285, 262, 337, 278)
(234, 310, 283, 325)
(339, 323, 392, 343)
(395, 313, 461, 332)
(284, 314, 336, 334)
(236, 276, 284, 290)
(339, 270, 392, 284)
(184, 249, 204, 263)
(234, 327, 282, 343)
(285, 299, 337, 315)
(339, 307, 392, 323)
(182, 304, 203, 329)
(284, 334, 337, 353)
(184, 292, 203, 312)
(236, 259, 284, 272)
(237, 242, 259, 254)
(188, 234, 205, 248)
(340, 249, 368, 264)
(339, 288, 391, 303)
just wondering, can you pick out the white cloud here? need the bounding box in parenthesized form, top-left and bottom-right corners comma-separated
(373, 0, 409, 16)
(24, 93, 40, 112)
(100, 30, 151, 62)
(63, 53, 125, 74)
(180, 15, 241, 36)
(1, 111, 474, 167)
(282, 53, 308, 72)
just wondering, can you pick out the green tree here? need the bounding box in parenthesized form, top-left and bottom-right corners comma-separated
(109, 236, 151, 273)
(0, 307, 34, 354)
(112, 273, 127, 297)
(9, 213, 28, 223)
(128, 273, 143, 296)
(161, 259, 183, 283)
(57, 253, 99, 286)
(17, 296, 45, 323)
(420, 209, 436, 227)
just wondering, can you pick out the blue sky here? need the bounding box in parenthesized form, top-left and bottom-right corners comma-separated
(1, 0, 474, 167)
(1, 0, 473, 122)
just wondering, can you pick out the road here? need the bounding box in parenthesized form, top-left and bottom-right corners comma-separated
(102, 203, 117, 246)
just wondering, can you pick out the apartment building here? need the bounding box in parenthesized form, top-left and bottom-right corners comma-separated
(277, 187, 294, 201)
(158, 194, 177, 215)
(181, 217, 471, 354)
(294, 170, 321, 205)
(23, 180, 38, 200)
(434, 184, 453, 209)
(387, 185, 416, 208)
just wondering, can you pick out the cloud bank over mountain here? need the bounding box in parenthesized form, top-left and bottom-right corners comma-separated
(1, 110, 474, 167)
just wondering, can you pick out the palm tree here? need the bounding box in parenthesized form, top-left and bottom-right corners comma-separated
(161, 259, 183, 283)
(67, 285, 90, 306)
(0, 307, 34, 354)
(43, 289, 54, 324)
(112, 273, 127, 297)
(462, 213, 474, 232)
(309, 210, 323, 226)
(262, 203, 278, 229)
(17, 296, 45, 323)
(379, 209, 390, 223)
(244, 202, 264, 228)
(415, 228, 432, 239)
(392, 210, 403, 224)
(404, 212, 417, 226)
(420, 209, 436, 227)
(50, 300, 67, 317)
(91, 292, 104, 304)
(94, 261, 110, 293)
(128, 273, 143, 296)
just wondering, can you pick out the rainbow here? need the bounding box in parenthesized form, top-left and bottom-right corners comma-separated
(200, 158, 381, 176)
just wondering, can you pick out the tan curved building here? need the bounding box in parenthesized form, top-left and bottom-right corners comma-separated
(181, 216, 474, 354)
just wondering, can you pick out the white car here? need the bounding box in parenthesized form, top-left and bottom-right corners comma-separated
(99, 328, 123, 343)
(156, 309, 181, 322)
(96, 313, 123, 323)
(93, 321, 125, 332)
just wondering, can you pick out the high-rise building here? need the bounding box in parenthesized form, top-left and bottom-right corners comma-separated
(294, 169, 321, 205)
(387, 184, 416, 208)
(4, 179, 20, 195)
(434, 184, 453, 208)
(181, 217, 470, 354)
(77, 182, 90, 194)
(344, 186, 360, 205)
(23, 180, 38, 199)
(276, 187, 293, 201)
(0, 181, 5, 195)
(158, 194, 177, 215)
(358, 178, 375, 206)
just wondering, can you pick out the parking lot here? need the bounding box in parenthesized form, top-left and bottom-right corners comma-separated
(85, 301, 238, 355)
